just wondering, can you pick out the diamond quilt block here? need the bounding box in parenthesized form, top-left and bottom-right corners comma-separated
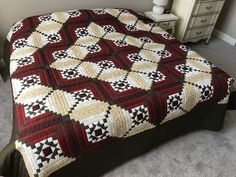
(107, 105, 131, 138)
(165, 92, 186, 121)
(127, 72, 153, 90)
(124, 104, 155, 137)
(99, 68, 128, 83)
(69, 100, 110, 123)
(110, 79, 133, 92)
(50, 58, 81, 71)
(147, 71, 166, 83)
(84, 118, 111, 143)
(44, 90, 76, 116)
(15, 85, 53, 105)
(76, 62, 102, 78)
(139, 50, 162, 63)
(131, 60, 158, 73)
(24, 100, 49, 119)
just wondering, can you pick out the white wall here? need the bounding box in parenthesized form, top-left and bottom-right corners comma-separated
(216, 0, 236, 39)
(0, 0, 153, 41)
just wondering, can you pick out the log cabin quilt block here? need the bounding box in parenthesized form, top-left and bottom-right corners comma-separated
(2, 8, 235, 177)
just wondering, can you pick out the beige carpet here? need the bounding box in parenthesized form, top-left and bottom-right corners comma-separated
(0, 37, 236, 177)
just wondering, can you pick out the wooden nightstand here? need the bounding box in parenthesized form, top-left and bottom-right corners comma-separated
(144, 12, 179, 35)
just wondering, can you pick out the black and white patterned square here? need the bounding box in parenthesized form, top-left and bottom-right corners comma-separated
(93, 9, 107, 15)
(68, 10, 81, 18)
(86, 44, 102, 53)
(148, 71, 166, 83)
(31, 137, 63, 173)
(179, 45, 192, 52)
(126, 24, 138, 32)
(22, 75, 41, 87)
(53, 50, 70, 60)
(199, 85, 213, 102)
(156, 50, 172, 58)
(161, 33, 175, 40)
(175, 64, 193, 74)
(102, 25, 116, 33)
(148, 23, 159, 28)
(24, 100, 48, 119)
(118, 9, 129, 13)
(13, 38, 28, 49)
(114, 40, 129, 47)
(17, 56, 35, 67)
(73, 89, 95, 104)
(227, 78, 235, 94)
(97, 60, 115, 69)
(129, 105, 149, 129)
(61, 68, 81, 80)
(15, 138, 74, 177)
(14, 75, 41, 101)
(46, 33, 62, 44)
(75, 27, 90, 38)
(128, 53, 145, 62)
(202, 59, 212, 66)
(39, 14, 53, 22)
(218, 78, 234, 104)
(84, 118, 110, 143)
(139, 37, 153, 44)
(110, 79, 133, 92)
(167, 92, 183, 114)
(12, 21, 23, 33)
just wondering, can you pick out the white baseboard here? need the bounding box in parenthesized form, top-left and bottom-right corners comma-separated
(214, 29, 236, 46)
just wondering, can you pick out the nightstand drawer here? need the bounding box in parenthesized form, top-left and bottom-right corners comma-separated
(193, 1, 222, 15)
(188, 14, 216, 28)
(159, 21, 175, 29)
(184, 26, 212, 39)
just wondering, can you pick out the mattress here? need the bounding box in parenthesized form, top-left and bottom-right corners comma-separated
(0, 8, 235, 177)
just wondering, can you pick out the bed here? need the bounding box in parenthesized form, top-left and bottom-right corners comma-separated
(0, 8, 235, 177)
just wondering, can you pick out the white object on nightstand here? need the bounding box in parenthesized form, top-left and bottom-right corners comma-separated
(171, 0, 225, 44)
(144, 11, 179, 35)
(153, 0, 169, 14)
(152, 6, 165, 15)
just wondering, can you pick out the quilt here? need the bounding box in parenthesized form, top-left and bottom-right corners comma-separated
(1, 8, 235, 177)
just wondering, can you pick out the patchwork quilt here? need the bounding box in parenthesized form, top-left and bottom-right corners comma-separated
(3, 8, 234, 177)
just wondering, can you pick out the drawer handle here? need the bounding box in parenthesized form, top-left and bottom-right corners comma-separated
(206, 6, 213, 10)
(162, 22, 170, 27)
(201, 19, 208, 23)
(196, 31, 202, 35)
